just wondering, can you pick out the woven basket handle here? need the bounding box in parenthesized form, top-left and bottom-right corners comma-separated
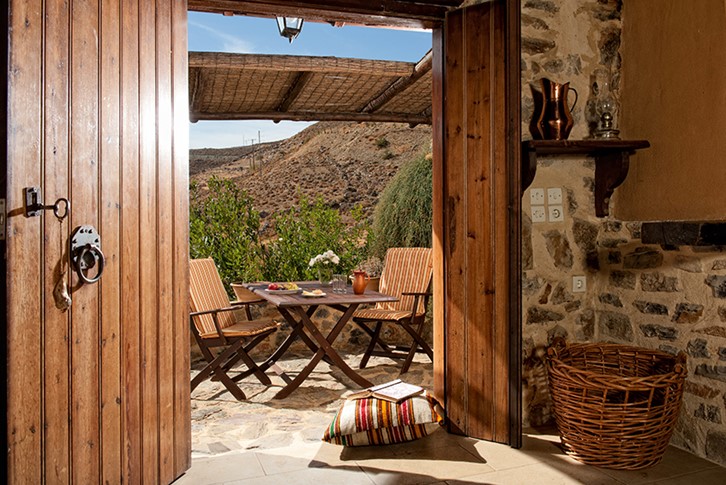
(674, 351, 688, 376)
(547, 336, 567, 358)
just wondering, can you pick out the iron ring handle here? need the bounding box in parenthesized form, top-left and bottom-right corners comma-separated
(76, 243, 105, 284)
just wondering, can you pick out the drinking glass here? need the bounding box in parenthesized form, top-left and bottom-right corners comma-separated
(332, 274, 346, 293)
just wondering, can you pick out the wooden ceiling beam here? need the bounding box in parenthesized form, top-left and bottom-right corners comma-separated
(276, 71, 312, 113)
(191, 110, 432, 124)
(362, 50, 432, 114)
(189, 51, 415, 76)
(188, 0, 464, 29)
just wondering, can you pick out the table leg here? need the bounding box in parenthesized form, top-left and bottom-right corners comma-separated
(266, 306, 320, 364)
(274, 304, 373, 399)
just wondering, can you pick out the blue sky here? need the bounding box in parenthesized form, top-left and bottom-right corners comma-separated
(188, 12, 432, 148)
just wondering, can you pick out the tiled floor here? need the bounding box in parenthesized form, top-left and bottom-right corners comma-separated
(175, 427, 726, 485)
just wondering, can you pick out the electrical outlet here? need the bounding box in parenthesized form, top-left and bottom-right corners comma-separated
(548, 205, 564, 222)
(573, 276, 586, 293)
(530, 188, 545, 206)
(547, 187, 563, 205)
(531, 206, 546, 223)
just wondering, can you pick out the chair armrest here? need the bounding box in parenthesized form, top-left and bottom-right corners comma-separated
(190, 306, 239, 318)
(231, 298, 265, 306)
(401, 291, 432, 297)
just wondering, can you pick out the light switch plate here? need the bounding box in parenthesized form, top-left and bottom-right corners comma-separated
(531, 206, 546, 223)
(547, 187, 563, 205)
(548, 205, 564, 222)
(530, 188, 545, 206)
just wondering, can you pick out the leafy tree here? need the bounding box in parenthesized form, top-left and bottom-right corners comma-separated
(189, 177, 264, 291)
(371, 152, 432, 258)
(262, 195, 369, 281)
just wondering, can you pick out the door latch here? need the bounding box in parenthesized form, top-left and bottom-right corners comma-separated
(23, 186, 70, 220)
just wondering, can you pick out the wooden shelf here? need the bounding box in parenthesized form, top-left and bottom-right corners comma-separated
(522, 139, 650, 217)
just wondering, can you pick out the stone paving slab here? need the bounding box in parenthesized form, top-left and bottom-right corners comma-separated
(191, 354, 433, 457)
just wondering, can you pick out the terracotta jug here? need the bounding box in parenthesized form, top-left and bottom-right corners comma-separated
(352, 270, 370, 295)
(530, 78, 578, 140)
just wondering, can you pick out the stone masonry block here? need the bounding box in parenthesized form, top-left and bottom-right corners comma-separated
(672, 303, 704, 323)
(623, 247, 663, 269)
(706, 275, 726, 298)
(639, 324, 678, 341)
(641, 272, 679, 292)
(633, 300, 669, 315)
(599, 311, 633, 341)
(687, 338, 710, 358)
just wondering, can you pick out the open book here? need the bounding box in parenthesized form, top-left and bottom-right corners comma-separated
(346, 379, 424, 403)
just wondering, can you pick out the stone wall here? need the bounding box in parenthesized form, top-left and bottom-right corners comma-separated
(521, 0, 726, 467)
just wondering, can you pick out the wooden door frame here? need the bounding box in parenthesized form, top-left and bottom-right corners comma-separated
(189, 0, 522, 446)
(1, 0, 9, 475)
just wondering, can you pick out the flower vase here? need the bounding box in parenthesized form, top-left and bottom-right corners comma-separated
(318, 266, 333, 286)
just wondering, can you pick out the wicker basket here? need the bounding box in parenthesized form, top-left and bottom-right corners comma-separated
(545, 338, 687, 470)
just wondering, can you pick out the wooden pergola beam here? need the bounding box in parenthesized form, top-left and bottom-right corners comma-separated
(189, 51, 415, 77)
(362, 50, 432, 114)
(276, 72, 312, 113)
(191, 110, 432, 124)
(188, 0, 463, 29)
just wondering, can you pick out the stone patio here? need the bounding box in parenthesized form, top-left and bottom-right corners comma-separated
(191, 353, 434, 456)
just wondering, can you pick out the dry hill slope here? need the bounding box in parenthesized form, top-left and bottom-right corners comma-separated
(190, 121, 432, 220)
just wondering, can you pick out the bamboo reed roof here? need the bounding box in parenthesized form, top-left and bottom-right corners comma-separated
(189, 51, 433, 125)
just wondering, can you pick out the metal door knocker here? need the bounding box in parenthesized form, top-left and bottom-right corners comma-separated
(70, 225, 106, 284)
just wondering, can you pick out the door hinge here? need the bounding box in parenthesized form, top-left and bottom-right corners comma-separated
(0, 198, 6, 240)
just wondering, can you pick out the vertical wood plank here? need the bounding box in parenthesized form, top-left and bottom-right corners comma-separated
(431, 26, 446, 403)
(505, 0, 523, 449)
(42, 0, 72, 481)
(172, 0, 192, 477)
(120, 0, 142, 481)
(69, 0, 101, 480)
(139, 0, 160, 481)
(156, 0, 176, 482)
(491, 0, 510, 443)
(443, 8, 468, 435)
(99, 0, 123, 481)
(464, 4, 494, 441)
(6, 1, 43, 482)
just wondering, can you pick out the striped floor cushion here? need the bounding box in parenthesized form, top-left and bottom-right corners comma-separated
(322, 391, 444, 446)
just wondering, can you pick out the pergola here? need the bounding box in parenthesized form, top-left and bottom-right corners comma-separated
(188, 51, 433, 125)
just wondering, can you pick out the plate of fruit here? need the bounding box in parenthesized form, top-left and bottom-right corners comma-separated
(265, 282, 302, 295)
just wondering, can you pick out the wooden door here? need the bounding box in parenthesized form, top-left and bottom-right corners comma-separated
(4, 0, 191, 483)
(432, 0, 522, 446)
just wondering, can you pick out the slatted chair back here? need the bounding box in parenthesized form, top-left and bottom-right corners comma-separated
(189, 258, 237, 337)
(376, 247, 433, 314)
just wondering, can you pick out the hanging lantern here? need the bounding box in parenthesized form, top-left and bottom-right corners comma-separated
(276, 17, 304, 43)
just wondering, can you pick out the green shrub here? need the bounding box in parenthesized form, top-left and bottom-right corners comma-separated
(375, 137, 390, 149)
(189, 177, 264, 291)
(371, 152, 432, 258)
(262, 195, 369, 281)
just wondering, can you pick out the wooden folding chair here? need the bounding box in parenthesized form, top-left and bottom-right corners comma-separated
(352, 247, 434, 374)
(189, 258, 282, 400)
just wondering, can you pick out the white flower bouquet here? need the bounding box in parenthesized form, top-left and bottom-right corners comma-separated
(309, 250, 340, 268)
(309, 250, 340, 285)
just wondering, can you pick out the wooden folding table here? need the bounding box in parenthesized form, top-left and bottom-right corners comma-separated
(244, 282, 398, 399)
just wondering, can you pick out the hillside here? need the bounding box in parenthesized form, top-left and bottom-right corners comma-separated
(190, 121, 432, 222)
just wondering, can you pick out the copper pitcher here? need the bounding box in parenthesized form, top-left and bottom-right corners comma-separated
(351, 270, 370, 295)
(530, 78, 578, 140)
